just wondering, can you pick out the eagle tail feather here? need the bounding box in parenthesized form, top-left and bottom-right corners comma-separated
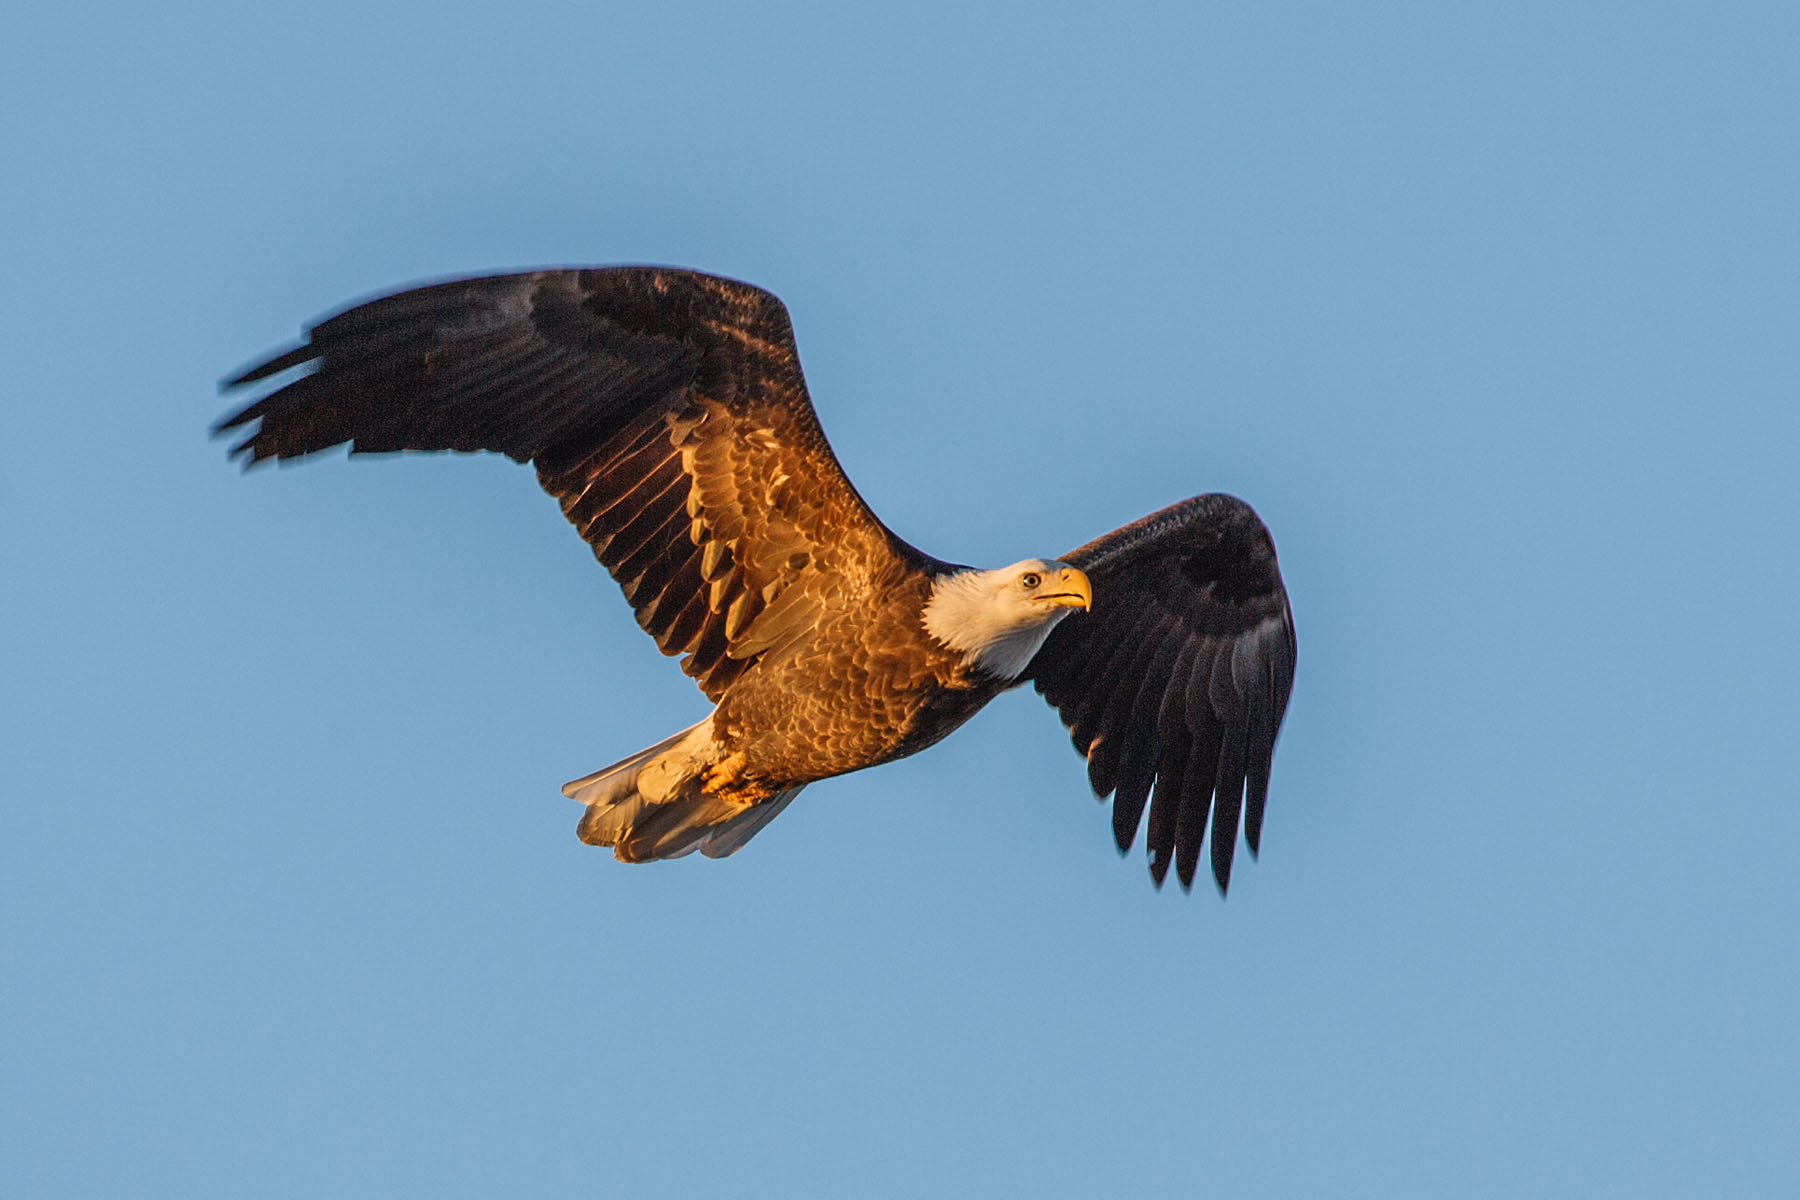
(561, 723, 698, 815)
(698, 787, 803, 858)
(563, 718, 800, 861)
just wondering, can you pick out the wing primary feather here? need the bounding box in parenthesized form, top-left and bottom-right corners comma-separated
(1083, 630, 1169, 799)
(1145, 641, 1201, 888)
(1054, 608, 1121, 689)
(1029, 616, 1109, 735)
(1068, 605, 1160, 752)
(1146, 729, 1188, 890)
(1209, 715, 1249, 895)
(1078, 610, 1170, 797)
(417, 336, 554, 414)
(219, 342, 318, 391)
(489, 351, 667, 458)
(1173, 708, 1224, 892)
(1112, 777, 1151, 856)
(1080, 618, 1180, 798)
(1107, 636, 1179, 853)
(1242, 666, 1275, 857)
(224, 369, 368, 458)
(448, 348, 599, 452)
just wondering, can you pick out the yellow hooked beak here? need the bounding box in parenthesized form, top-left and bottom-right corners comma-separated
(1040, 566, 1092, 612)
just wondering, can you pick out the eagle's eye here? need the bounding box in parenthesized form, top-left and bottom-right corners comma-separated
(1020, 572, 1041, 589)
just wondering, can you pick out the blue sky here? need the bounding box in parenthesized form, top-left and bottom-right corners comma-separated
(5, 2, 1798, 1195)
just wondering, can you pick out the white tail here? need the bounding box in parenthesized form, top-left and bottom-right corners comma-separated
(562, 716, 804, 861)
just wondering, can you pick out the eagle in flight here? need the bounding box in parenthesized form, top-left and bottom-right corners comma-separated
(217, 268, 1296, 894)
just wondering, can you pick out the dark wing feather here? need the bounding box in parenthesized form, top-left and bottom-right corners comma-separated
(1024, 494, 1296, 895)
(217, 268, 924, 699)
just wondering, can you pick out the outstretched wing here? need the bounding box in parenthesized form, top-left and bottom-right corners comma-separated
(217, 268, 924, 700)
(1023, 495, 1296, 894)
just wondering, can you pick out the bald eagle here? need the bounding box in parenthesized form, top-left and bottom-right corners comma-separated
(217, 268, 1296, 894)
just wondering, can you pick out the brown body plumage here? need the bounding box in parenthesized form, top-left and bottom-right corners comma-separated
(705, 564, 993, 799)
(218, 267, 1296, 893)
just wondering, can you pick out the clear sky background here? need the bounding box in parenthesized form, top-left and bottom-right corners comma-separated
(4, 3, 1797, 1196)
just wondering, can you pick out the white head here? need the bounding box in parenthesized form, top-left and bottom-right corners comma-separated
(921, 558, 1093, 680)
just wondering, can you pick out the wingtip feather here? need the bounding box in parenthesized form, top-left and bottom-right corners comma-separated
(221, 341, 317, 390)
(1148, 849, 1171, 890)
